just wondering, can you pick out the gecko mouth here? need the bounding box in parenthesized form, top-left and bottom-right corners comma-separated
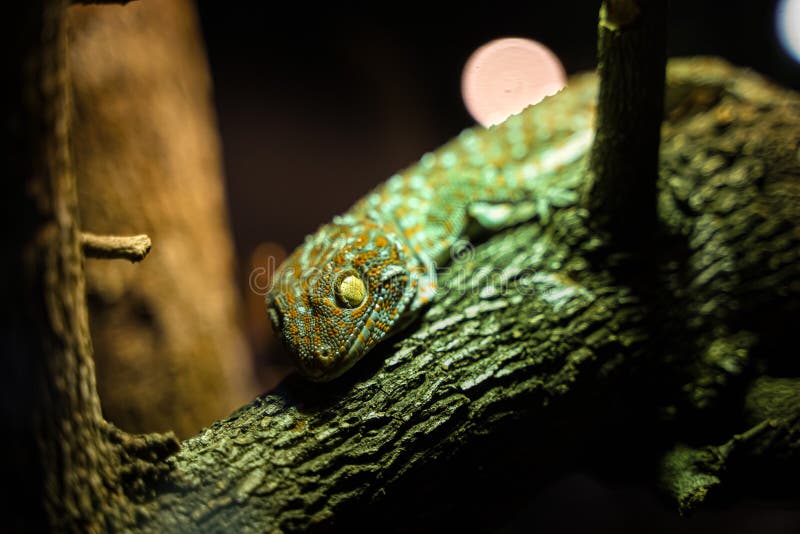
(298, 353, 345, 382)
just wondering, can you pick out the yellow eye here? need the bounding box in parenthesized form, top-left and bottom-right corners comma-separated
(336, 274, 366, 308)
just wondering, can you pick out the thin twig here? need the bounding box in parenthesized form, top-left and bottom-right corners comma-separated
(81, 232, 151, 262)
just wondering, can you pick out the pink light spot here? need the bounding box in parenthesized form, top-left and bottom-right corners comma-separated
(461, 37, 567, 127)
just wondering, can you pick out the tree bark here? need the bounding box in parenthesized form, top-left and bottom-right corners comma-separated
(80, 232, 152, 262)
(67, 0, 257, 438)
(584, 0, 667, 245)
(2, 1, 178, 530)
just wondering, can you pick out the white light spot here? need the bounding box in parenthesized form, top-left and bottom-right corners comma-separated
(461, 37, 567, 127)
(777, 0, 800, 63)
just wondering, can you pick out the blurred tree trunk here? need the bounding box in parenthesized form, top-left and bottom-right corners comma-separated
(68, 0, 257, 437)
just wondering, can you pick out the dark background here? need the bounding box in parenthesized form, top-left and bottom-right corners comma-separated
(195, 2, 800, 532)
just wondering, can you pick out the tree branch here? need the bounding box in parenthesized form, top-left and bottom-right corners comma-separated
(661, 376, 800, 515)
(3, 1, 171, 530)
(5, 0, 121, 528)
(80, 232, 151, 262)
(583, 0, 667, 245)
(124, 58, 800, 532)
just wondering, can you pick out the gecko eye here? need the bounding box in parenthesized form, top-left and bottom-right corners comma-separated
(335, 272, 367, 308)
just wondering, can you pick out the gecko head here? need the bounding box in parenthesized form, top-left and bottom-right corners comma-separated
(266, 223, 417, 381)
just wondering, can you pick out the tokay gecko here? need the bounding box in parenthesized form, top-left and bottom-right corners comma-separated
(266, 73, 597, 381)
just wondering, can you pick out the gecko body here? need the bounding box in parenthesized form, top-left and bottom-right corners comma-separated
(266, 74, 598, 381)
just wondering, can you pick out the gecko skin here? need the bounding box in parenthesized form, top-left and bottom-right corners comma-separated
(266, 74, 598, 381)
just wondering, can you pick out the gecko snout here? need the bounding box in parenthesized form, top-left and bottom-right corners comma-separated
(299, 345, 346, 382)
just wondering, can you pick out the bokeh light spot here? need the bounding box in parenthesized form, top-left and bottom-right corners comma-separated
(461, 37, 567, 127)
(777, 0, 800, 63)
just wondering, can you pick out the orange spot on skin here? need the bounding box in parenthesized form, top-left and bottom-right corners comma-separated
(374, 236, 389, 248)
(353, 250, 378, 268)
(403, 224, 423, 239)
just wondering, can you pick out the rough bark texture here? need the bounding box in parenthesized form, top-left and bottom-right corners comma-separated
(81, 232, 152, 262)
(2, 1, 174, 531)
(68, 0, 257, 438)
(3, 2, 115, 529)
(584, 0, 667, 244)
(122, 59, 797, 531)
(654, 58, 800, 514)
(3, 2, 179, 531)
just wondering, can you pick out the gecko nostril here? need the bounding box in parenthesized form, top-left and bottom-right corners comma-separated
(314, 347, 335, 362)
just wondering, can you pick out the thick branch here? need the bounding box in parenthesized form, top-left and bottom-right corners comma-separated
(584, 0, 667, 244)
(80, 232, 151, 262)
(126, 59, 800, 532)
(3, 1, 173, 530)
(3, 0, 121, 529)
